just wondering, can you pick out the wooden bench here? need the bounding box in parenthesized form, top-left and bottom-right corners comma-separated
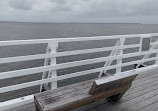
(34, 73, 138, 111)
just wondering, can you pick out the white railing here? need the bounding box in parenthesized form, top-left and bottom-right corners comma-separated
(1, 33, 158, 110)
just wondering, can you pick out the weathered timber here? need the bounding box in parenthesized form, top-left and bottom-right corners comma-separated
(89, 73, 138, 95)
(34, 84, 131, 111)
(34, 73, 137, 111)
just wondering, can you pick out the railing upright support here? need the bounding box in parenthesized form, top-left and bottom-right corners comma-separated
(99, 40, 120, 77)
(40, 45, 51, 92)
(116, 37, 125, 73)
(155, 46, 158, 64)
(155, 39, 158, 64)
(40, 41, 58, 91)
(136, 34, 151, 68)
(48, 41, 58, 90)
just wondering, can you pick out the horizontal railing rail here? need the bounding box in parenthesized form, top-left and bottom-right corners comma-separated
(1, 33, 158, 110)
(0, 44, 141, 64)
(0, 33, 158, 46)
(0, 48, 158, 80)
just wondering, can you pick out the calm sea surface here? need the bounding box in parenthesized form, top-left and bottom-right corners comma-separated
(0, 22, 158, 101)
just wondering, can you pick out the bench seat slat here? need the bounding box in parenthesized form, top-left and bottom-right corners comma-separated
(36, 80, 94, 101)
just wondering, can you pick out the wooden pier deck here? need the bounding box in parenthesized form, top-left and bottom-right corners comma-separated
(5, 68, 158, 111)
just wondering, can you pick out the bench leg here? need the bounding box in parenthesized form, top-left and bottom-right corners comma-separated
(35, 104, 41, 111)
(107, 91, 126, 102)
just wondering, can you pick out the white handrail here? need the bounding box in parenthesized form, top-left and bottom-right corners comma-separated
(0, 33, 157, 46)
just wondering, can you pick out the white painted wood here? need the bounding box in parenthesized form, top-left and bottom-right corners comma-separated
(99, 40, 121, 77)
(40, 44, 51, 92)
(0, 33, 157, 46)
(150, 42, 158, 46)
(0, 39, 51, 46)
(116, 37, 125, 73)
(0, 53, 51, 64)
(48, 41, 58, 90)
(139, 35, 143, 52)
(0, 48, 158, 80)
(0, 95, 34, 111)
(136, 34, 155, 68)
(55, 33, 158, 43)
(0, 44, 140, 64)
(140, 34, 151, 52)
(156, 45, 158, 64)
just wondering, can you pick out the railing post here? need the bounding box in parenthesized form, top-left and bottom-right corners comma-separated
(40, 41, 58, 91)
(155, 47, 158, 64)
(48, 41, 58, 90)
(155, 39, 158, 64)
(40, 44, 51, 92)
(116, 37, 125, 73)
(140, 34, 151, 52)
(135, 34, 151, 68)
(99, 40, 121, 77)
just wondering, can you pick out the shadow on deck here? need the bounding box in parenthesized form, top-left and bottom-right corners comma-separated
(5, 69, 158, 111)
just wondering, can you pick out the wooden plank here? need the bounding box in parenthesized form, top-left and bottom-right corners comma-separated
(123, 82, 158, 102)
(121, 93, 158, 111)
(133, 70, 158, 84)
(125, 78, 158, 97)
(88, 86, 158, 111)
(139, 101, 158, 111)
(134, 69, 157, 80)
(35, 79, 94, 98)
(89, 74, 137, 95)
(35, 83, 131, 111)
(130, 74, 158, 89)
(72, 99, 108, 111)
(37, 82, 92, 102)
(101, 85, 158, 111)
(4, 102, 35, 111)
(0, 95, 33, 111)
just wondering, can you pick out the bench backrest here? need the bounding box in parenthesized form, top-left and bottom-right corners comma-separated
(89, 73, 138, 95)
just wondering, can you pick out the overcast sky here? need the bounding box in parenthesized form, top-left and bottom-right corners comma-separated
(0, 0, 158, 23)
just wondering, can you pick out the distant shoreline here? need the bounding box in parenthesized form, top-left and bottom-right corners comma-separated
(0, 21, 142, 24)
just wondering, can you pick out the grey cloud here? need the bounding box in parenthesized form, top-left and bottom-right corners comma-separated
(9, 0, 36, 11)
(76, 0, 158, 17)
(48, 0, 158, 18)
(135, 0, 158, 16)
(0, 0, 158, 23)
(49, 0, 67, 4)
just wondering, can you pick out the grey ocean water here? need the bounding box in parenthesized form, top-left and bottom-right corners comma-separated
(0, 22, 158, 102)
